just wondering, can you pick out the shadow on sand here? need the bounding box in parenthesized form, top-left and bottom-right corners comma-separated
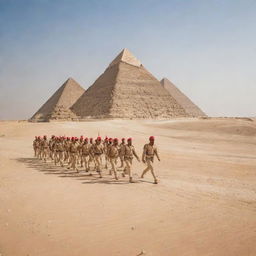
(15, 157, 153, 185)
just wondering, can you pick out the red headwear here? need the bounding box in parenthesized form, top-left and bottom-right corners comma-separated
(85, 137, 88, 141)
(127, 137, 132, 141)
(149, 136, 155, 141)
(122, 138, 125, 142)
(97, 136, 101, 141)
(114, 138, 118, 142)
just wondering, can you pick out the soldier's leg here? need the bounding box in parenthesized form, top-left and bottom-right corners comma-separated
(60, 152, 64, 167)
(147, 159, 157, 183)
(127, 159, 134, 182)
(95, 155, 102, 178)
(141, 158, 151, 178)
(119, 156, 124, 168)
(110, 158, 118, 180)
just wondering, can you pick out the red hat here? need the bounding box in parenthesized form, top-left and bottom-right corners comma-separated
(114, 138, 118, 142)
(71, 137, 74, 140)
(97, 136, 101, 141)
(104, 137, 108, 141)
(43, 135, 47, 138)
(122, 138, 125, 141)
(85, 137, 88, 141)
(90, 138, 93, 141)
(75, 137, 78, 141)
(67, 137, 70, 140)
(109, 138, 113, 142)
(127, 137, 132, 141)
(149, 136, 155, 141)
(38, 136, 41, 139)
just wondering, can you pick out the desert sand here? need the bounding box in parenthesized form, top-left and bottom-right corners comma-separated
(0, 118, 256, 256)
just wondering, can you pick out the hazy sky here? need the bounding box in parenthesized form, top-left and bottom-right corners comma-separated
(0, 0, 255, 119)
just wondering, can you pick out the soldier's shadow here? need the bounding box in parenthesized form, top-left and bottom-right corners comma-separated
(15, 157, 150, 185)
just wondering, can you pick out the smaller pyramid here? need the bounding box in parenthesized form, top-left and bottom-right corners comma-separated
(160, 78, 206, 117)
(30, 78, 85, 122)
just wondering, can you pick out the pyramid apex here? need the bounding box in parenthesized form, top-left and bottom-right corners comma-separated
(109, 48, 141, 68)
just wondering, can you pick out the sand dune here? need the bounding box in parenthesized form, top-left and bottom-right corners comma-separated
(0, 118, 255, 256)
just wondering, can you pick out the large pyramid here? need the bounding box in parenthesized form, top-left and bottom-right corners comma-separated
(71, 49, 188, 119)
(160, 78, 206, 117)
(30, 77, 85, 122)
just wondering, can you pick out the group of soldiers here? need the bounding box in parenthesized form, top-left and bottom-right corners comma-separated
(33, 135, 160, 184)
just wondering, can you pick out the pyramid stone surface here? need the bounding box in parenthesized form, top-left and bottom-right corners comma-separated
(30, 78, 85, 121)
(160, 78, 206, 117)
(71, 49, 188, 119)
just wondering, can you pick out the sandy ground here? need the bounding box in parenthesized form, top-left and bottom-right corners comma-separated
(0, 118, 256, 256)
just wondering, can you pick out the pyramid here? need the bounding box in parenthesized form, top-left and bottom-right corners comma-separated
(71, 49, 188, 119)
(160, 78, 206, 117)
(30, 77, 85, 122)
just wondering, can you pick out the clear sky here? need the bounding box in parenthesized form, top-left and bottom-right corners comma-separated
(0, 0, 255, 119)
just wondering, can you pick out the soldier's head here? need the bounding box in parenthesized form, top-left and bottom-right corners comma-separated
(149, 136, 155, 145)
(127, 137, 132, 145)
(108, 138, 113, 144)
(104, 137, 108, 143)
(96, 136, 101, 144)
(121, 138, 125, 144)
(51, 135, 55, 139)
(113, 138, 118, 145)
(84, 137, 88, 144)
(90, 138, 93, 144)
(75, 137, 79, 142)
(80, 136, 83, 142)
(43, 135, 47, 140)
(67, 137, 70, 141)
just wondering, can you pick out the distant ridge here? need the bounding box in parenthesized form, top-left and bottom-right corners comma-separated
(71, 49, 188, 119)
(160, 78, 206, 117)
(30, 78, 85, 122)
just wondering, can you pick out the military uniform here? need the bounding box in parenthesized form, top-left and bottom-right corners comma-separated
(141, 136, 160, 184)
(108, 140, 119, 180)
(81, 139, 90, 171)
(69, 139, 79, 172)
(123, 139, 140, 182)
(93, 138, 104, 178)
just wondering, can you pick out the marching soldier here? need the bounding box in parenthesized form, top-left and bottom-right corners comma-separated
(56, 136, 65, 167)
(103, 137, 109, 169)
(68, 137, 79, 172)
(81, 137, 90, 172)
(41, 135, 49, 162)
(93, 137, 104, 178)
(119, 138, 126, 168)
(108, 138, 120, 180)
(88, 137, 95, 170)
(141, 136, 160, 184)
(33, 136, 38, 157)
(123, 138, 140, 183)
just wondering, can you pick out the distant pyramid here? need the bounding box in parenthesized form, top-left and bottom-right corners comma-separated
(160, 78, 206, 117)
(30, 78, 85, 122)
(71, 49, 188, 119)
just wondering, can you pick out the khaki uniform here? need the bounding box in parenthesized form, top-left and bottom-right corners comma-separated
(33, 139, 37, 157)
(108, 144, 119, 180)
(141, 143, 160, 183)
(56, 140, 65, 167)
(69, 141, 79, 171)
(119, 142, 126, 167)
(40, 139, 49, 162)
(124, 144, 139, 182)
(88, 143, 95, 170)
(81, 142, 90, 171)
(93, 143, 104, 177)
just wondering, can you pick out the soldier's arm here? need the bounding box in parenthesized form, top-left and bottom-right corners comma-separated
(154, 147, 160, 161)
